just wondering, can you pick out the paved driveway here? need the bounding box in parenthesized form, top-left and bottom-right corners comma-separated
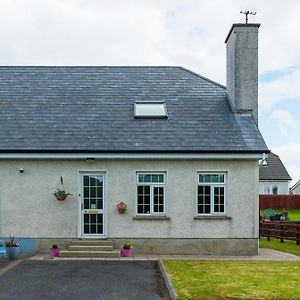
(0, 260, 170, 300)
(0, 257, 11, 270)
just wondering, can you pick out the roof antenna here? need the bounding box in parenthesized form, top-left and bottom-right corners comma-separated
(240, 10, 256, 24)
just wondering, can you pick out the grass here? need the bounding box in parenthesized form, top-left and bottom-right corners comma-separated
(287, 210, 300, 221)
(163, 260, 300, 299)
(260, 209, 300, 221)
(260, 237, 300, 256)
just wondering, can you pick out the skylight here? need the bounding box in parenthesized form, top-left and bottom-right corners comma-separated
(134, 101, 167, 118)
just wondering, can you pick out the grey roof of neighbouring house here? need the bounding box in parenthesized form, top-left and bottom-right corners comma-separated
(259, 153, 292, 181)
(0, 66, 269, 153)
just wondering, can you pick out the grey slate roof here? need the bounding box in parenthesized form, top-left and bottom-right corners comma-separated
(0, 66, 268, 153)
(259, 153, 292, 181)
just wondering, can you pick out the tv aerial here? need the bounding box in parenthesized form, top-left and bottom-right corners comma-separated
(240, 10, 256, 24)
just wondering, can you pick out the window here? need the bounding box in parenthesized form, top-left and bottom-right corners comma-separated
(272, 185, 278, 195)
(134, 101, 167, 118)
(136, 172, 166, 215)
(263, 184, 279, 195)
(197, 173, 226, 215)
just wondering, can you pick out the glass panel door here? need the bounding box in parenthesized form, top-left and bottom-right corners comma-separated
(81, 174, 104, 236)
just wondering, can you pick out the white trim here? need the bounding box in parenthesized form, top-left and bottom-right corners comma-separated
(0, 152, 265, 159)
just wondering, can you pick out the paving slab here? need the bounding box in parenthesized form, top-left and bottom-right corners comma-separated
(0, 257, 10, 270)
(0, 260, 170, 300)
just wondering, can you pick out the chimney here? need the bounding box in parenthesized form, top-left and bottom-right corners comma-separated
(225, 23, 260, 124)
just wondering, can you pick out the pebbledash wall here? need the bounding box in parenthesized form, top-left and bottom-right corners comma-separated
(0, 158, 259, 255)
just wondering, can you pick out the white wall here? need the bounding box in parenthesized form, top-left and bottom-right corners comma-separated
(259, 181, 290, 195)
(0, 159, 259, 239)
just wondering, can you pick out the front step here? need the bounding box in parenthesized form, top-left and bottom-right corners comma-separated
(59, 250, 120, 258)
(69, 245, 113, 251)
(71, 240, 113, 247)
(58, 239, 119, 258)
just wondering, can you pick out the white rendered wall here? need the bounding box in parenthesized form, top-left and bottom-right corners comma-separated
(259, 181, 290, 195)
(0, 159, 259, 239)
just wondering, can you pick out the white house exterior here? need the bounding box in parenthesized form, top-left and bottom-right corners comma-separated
(259, 153, 292, 195)
(0, 23, 269, 255)
(290, 180, 300, 195)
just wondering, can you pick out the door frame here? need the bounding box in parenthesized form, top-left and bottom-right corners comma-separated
(78, 171, 108, 239)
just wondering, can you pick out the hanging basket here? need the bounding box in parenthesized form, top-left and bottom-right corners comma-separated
(116, 202, 127, 214)
(53, 189, 72, 201)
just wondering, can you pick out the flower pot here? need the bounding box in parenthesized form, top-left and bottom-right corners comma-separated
(51, 248, 60, 257)
(121, 248, 133, 257)
(116, 202, 127, 214)
(6, 247, 19, 259)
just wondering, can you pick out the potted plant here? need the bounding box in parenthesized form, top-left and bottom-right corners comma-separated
(121, 243, 133, 257)
(53, 188, 72, 201)
(5, 236, 20, 259)
(50, 243, 60, 257)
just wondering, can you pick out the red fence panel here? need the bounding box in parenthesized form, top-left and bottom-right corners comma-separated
(259, 195, 300, 210)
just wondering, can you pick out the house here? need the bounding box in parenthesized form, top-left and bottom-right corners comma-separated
(0, 23, 269, 256)
(259, 152, 292, 194)
(290, 180, 300, 194)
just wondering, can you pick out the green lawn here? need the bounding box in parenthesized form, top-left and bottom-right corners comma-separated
(287, 210, 300, 221)
(260, 209, 300, 221)
(260, 237, 300, 256)
(163, 260, 300, 299)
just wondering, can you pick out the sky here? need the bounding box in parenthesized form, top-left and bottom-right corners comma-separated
(0, 0, 299, 185)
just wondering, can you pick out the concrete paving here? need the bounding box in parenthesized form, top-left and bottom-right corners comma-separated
(0, 257, 10, 269)
(0, 260, 170, 300)
(30, 248, 300, 261)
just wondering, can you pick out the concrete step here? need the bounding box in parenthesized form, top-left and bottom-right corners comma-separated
(69, 245, 113, 251)
(59, 250, 120, 258)
(71, 240, 113, 247)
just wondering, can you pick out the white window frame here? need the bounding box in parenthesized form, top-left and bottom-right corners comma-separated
(136, 172, 166, 215)
(134, 101, 168, 119)
(197, 172, 227, 216)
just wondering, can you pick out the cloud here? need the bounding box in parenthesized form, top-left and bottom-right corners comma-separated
(271, 143, 300, 185)
(259, 66, 300, 111)
(0, 0, 299, 85)
(271, 109, 300, 129)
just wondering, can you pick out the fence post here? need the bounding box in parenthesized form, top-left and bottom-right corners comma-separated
(280, 223, 284, 243)
(267, 223, 270, 241)
(297, 224, 300, 246)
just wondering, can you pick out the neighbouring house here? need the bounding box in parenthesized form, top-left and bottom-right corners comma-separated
(259, 152, 292, 195)
(290, 180, 300, 194)
(0, 23, 269, 256)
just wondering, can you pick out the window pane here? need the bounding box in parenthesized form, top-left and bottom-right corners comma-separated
(90, 176, 96, 186)
(138, 173, 164, 183)
(198, 185, 211, 214)
(214, 187, 225, 213)
(199, 174, 225, 183)
(83, 176, 89, 186)
(137, 186, 150, 214)
(135, 102, 166, 117)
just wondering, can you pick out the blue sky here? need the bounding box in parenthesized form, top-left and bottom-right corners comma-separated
(0, 0, 299, 185)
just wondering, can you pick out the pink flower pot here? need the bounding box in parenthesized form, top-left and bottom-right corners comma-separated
(121, 248, 133, 257)
(51, 248, 60, 257)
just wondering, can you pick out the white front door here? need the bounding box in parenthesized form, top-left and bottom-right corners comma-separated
(80, 174, 105, 237)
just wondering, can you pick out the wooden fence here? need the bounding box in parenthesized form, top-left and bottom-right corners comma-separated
(259, 195, 300, 210)
(259, 221, 300, 245)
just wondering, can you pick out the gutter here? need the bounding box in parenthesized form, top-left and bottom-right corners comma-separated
(0, 152, 266, 160)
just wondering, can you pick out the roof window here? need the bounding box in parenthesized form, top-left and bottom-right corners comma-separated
(134, 101, 167, 118)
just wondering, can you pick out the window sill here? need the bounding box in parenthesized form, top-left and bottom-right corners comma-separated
(194, 216, 231, 220)
(133, 215, 170, 221)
